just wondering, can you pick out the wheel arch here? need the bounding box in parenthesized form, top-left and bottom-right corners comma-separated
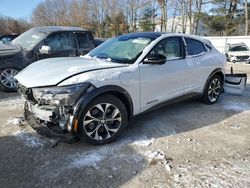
(73, 85, 134, 122)
(202, 68, 224, 95)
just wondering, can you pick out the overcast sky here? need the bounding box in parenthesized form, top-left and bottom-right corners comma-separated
(0, 0, 42, 20)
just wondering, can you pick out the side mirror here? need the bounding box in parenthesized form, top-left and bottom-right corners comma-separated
(143, 54, 166, 65)
(39, 45, 51, 55)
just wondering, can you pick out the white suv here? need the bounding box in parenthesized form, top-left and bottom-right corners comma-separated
(15, 32, 226, 145)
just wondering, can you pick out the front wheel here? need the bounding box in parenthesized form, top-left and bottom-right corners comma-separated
(77, 94, 128, 145)
(0, 67, 19, 92)
(202, 75, 223, 104)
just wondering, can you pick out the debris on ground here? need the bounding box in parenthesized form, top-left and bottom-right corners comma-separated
(144, 150, 174, 173)
(7, 116, 26, 127)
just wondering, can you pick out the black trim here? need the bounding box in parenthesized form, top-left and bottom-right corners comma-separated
(202, 68, 224, 95)
(71, 85, 133, 132)
(57, 66, 127, 86)
(138, 92, 201, 116)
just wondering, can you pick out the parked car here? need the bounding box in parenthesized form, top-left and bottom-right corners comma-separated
(0, 34, 19, 44)
(15, 32, 226, 145)
(0, 26, 99, 92)
(225, 43, 250, 63)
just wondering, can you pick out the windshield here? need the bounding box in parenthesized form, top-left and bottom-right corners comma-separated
(88, 35, 153, 64)
(229, 45, 249, 52)
(12, 29, 47, 50)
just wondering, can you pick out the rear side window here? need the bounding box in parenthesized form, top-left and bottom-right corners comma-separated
(76, 32, 93, 49)
(185, 38, 206, 56)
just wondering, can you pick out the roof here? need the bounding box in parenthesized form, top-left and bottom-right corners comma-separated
(31, 26, 86, 33)
(227, 42, 246, 46)
(118, 32, 167, 39)
(117, 32, 209, 43)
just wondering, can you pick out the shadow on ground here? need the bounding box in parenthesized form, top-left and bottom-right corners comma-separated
(0, 91, 19, 101)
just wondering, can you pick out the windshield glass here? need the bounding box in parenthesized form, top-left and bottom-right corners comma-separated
(12, 29, 47, 50)
(88, 35, 153, 64)
(229, 45, 249, 52)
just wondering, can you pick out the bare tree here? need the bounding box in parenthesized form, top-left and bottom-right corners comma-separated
(158, 0, 167, 32)
(0, 16, 30, 35)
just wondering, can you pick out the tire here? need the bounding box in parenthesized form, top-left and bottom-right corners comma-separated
(0, 67, 19, 92)
(202, 75, 223, 105)
(77, 94, 128, 145)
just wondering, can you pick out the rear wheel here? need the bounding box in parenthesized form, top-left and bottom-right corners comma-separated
(202, 75, 223, 104)
(77, 94, 128, 145)
(0, 67, 19, 92)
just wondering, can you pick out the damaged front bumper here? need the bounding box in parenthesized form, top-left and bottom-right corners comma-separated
(19, 83, 94, 138)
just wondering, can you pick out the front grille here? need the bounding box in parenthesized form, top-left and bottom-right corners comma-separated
(236, 56, 249, 60)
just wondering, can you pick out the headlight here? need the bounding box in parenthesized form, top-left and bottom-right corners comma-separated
(32, 83, 90, 106)
(229, 55, 236, 60)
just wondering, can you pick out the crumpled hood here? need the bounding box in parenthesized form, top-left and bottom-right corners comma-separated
(0, 43, 21, 57)
(15, 57, 127, 88)
(228, 51, 250, 56)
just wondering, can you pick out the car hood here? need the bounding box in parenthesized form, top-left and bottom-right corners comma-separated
(15, 57, 127, 88)
(228, 51, 250, 56)
(0, 43, 21, 56)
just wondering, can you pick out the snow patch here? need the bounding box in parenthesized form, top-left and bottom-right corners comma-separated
(131, 137, 155, 147)
(12, 130, 44, 148)
(69, 144, 119, 169)
(7, 117, 25, 126)
(145, 150, 166, 160)
(70, 152, 104, 169)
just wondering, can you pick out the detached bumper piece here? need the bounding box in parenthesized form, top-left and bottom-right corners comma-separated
(224, 73, 247, 95)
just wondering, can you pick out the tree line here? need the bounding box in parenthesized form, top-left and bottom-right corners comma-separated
(0, 0, 249, 37)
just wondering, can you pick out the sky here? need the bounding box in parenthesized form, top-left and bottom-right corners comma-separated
(0, 0, 43, 20)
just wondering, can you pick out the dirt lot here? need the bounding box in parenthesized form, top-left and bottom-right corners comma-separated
(0, 63, 249, 188)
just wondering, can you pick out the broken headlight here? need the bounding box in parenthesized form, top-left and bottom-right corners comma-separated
(32, 83, 90, 106)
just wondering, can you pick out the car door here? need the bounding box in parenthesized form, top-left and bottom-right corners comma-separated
(183, 37, 210, 93)
(140, 36, 187, 111)
(75, 32, 95, 56)
(37, 32, 77, 60)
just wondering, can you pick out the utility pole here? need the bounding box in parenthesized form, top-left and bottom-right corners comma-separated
(245, 0, 248, 35)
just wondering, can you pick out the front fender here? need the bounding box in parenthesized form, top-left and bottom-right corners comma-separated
(71, 85, 133, 133)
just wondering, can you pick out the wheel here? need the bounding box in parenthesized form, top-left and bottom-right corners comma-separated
(77, 94, 128, 145)
(0, 67, 19, 92)
(202, 75, 223, 105)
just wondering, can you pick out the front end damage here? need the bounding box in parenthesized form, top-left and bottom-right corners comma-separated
(17, 83, 94, 138)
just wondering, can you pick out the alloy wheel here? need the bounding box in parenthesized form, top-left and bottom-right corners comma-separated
(0, 68, 19, 89)
(83, 103, 122, 141)
(208, 78, 221, 103)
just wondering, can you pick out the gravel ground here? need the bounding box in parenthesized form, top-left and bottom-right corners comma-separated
(0, 63, 249, 188)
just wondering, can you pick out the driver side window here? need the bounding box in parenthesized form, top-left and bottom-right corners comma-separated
(149, 37, 183, 60)
(44, 32, 75, 53)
